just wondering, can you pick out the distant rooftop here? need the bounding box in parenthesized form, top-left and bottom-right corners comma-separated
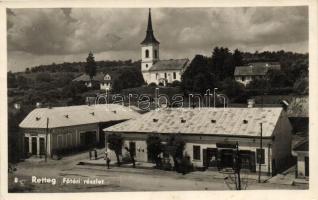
(19, 104, 140, 129)
(234, 62, 281, 76)
(104, 107, 285, 138)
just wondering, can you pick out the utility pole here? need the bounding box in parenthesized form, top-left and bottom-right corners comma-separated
(236, 142, 241, 190)
(45, 117, 49, 162)
(258, 122, 263, 183)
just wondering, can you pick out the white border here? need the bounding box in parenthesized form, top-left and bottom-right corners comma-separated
(0, 0, 317, 200)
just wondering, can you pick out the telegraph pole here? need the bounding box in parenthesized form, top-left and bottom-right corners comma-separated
(258, 122, 263, 183)
(45, 117, 49, 162)
(236, 142, 241, 190)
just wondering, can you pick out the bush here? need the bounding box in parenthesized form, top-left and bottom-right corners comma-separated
(177, 156, 193, 175)
(171, 80, 181, 87)
(148, 82, 157, 87)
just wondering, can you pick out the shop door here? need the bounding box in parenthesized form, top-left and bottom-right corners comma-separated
(24, 137, 29, 156)
(39, 138, 45, 155)
(305, 157, 309, 176)
(220, 149, 234, 168)
(31, 137, 37, 155)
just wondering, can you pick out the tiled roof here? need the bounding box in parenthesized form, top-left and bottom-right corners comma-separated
(104, 107, 284, 138)
(149, 59, 190, 72)
(19, 104, 140, 129)
(287, 96, 309, 118)
(293, 139, 308, 151)
(234, 62, 281, 76)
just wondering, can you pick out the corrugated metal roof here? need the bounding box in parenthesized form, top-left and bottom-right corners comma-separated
(149, 59, 189, 71)
(19, 104, 140, 129)
(104, 107, 284, 137)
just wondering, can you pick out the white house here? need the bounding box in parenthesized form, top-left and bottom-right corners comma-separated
(234, 62, 281, 86)
(19, 104, 140, 158)
(292, 139, 309, 180)
(104, 107, 293, 176)
(140, 9, 190, 86)
(73, 72, 113, 91)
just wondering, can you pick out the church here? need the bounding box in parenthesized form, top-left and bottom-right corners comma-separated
(140, 9, 190, 86)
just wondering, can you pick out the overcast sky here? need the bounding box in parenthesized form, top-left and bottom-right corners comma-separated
(7, 6, 308, 72)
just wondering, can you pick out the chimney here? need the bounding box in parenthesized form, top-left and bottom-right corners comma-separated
(36, 102, 42, 108)
(247, 98, 255, 108)
(14, 103, 21, 110)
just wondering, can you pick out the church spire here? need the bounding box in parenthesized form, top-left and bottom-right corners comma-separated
(141, 8, 160, 45)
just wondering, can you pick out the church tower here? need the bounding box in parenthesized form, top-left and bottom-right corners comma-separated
(141, 8, 160, 83)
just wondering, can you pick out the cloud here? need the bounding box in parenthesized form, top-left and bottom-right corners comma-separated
(7, 6, 308, 71)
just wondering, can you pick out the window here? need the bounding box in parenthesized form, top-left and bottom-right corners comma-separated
(145, 49, 149, 58)
(154, 50, 158, 58)
(156, 73, 159, 80)
(256, 148, 265, 164)
(164, 73, 167, 79)
(242, 76, 245, 81)
(193, 145, 201, 160)
(146, 64, 148, 68)
(173, 72, 176, 79)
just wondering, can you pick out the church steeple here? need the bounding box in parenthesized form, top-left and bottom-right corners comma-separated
(141, 8, 160, 45)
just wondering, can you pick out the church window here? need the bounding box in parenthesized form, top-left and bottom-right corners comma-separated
(145, 49, 149, 58)
(164, 73, 167, 79)
(146, 64, 148, 68)
(154, 50, 158, 58)
(173, 72, 176, 79)
(156, 73, 159, 80)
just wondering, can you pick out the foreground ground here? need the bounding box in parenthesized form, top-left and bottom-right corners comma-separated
(8, 151, 308, 192)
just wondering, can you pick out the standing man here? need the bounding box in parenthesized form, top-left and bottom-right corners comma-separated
(104, 151, 111, 169)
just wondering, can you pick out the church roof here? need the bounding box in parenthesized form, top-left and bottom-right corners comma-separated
(141, 9, 160, 45)
(148, 59, 190, 72)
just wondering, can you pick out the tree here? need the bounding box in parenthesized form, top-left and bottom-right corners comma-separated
(112, 68, 144, 92)
(181, 54, 219, 94)
(107, 133, 123, 166)
(293, 74, 309, 95)
(124, 146, 136, 168)
(146, 134, 163, 167)
(266, 69, 292, 88)
(221, 78, 245, 98)
(165, 134, 185, 172)
(85, 51, 97, 81)
(35, 72, 52, 82)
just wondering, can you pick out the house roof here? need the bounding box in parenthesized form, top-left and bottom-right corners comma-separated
(148, 59, 190, 72)
(287, 96, 309, 118)
(293, 139, 308, 152)
(73, 72, 114, 83)
(234, 62, 281, 76)
(104, 107, 284, 138)
(19, 104, 140, 129)
(73, 72, 105, 82)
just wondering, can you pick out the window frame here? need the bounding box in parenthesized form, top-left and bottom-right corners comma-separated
(193, 145, 201, 160)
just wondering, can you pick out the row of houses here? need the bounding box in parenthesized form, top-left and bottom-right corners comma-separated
(18, 99, 308, 179)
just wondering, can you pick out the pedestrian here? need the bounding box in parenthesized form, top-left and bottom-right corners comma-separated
(89, 149, 92, 160)
(107, 157, 111, 169)
(94, 148, 97, 160)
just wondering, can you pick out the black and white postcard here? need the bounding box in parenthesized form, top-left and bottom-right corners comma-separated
(1, 0, 317, 200)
